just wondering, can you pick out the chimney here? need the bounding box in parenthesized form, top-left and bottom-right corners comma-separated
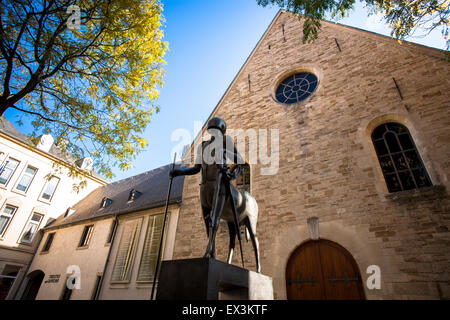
(36, 134, 54, 152)
(57, 138, 69, 150)
(77, 157, 93, 170)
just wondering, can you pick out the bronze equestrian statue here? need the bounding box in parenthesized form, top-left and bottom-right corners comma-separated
(169, 117, 260, 273)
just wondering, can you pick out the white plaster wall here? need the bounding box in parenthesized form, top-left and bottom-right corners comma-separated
(0, 134, 105, 299)
(0, 135, 105, 252)
(28, 218, 114, 300)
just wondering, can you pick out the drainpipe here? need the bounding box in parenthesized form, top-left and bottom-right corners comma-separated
(94, 214, 119, 300)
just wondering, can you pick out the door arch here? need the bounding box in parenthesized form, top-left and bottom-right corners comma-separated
(286, 239, 365, 300)
(21, 270, 44, 300)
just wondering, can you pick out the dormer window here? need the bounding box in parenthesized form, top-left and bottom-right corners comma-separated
(100, 197, 112, 208)
(128, 189, 142, 202)
(64, 208, 76, 218)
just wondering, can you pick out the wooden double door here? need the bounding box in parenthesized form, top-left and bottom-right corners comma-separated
(286, 239, 365, 300)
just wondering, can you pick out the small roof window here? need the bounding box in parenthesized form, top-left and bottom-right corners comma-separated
(64, 208, 76, 218)
(100, 197, 113, 208)
(128, 189, 142, 202)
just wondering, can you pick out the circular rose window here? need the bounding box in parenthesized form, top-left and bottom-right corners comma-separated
(275, 72, 318, 104)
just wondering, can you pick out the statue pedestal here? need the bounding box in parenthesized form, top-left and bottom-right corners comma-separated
(156, 258, 273, 300)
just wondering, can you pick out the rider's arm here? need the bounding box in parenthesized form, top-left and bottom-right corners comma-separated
(170, 164, 201, 177)
(169, 142, 203, 177)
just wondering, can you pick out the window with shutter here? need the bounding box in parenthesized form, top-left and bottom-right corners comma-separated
(137, 213, 168, 282)
(111, 218, 142, 282)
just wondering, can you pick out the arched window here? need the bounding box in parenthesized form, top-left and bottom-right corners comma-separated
(371, 122, 431, 192)
(235, 163, 250, 193)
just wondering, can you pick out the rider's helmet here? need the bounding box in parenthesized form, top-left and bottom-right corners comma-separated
(207, 117, 226, 134)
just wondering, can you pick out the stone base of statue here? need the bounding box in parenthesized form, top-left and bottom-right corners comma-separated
(155, 258, 273, 300)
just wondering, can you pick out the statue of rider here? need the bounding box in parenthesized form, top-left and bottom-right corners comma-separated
(169, 117, 245, 258)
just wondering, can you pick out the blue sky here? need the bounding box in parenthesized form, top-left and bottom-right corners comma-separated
(4, 0, 447, 182)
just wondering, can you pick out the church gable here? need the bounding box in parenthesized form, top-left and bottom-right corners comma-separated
(202, 10, 448, 136)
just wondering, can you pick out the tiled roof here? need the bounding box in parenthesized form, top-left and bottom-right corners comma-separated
(0, 116, 31, 144)
(45, 163, 185, 229)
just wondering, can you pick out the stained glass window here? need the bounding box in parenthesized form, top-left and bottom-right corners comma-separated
(275, 73, 318, 104)
(371, 122, 431, 193)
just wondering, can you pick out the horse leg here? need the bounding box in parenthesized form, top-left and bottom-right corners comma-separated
(202, 206, 211, 238)
(227, 222, 236, 264)
(245, 217, 260, 273)
(204, 194, 225, 259)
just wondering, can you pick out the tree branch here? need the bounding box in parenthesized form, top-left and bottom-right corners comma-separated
(10, 104, 83, 130)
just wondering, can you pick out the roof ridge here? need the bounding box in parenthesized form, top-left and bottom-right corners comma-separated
(107, 162, 174, 187)
(46, 163, 185, 230)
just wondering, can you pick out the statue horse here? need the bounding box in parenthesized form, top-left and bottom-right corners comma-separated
(207, 164, 261, 273)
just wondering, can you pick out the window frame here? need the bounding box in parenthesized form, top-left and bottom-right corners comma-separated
(371, 122, 432, 193)
(38, 176, 60, 202)
(91, 274, 102, 300)
(110, 217, 142, 283)
(60, 277, 74, 300)
(275, 72, 319, 104)
(18, 212, 44, 244)
(136, 213, 168, 283)
(78, 225, 94, 248)
(14, 165, 38, 193)
(235, 163, 251, 193)
(0, 204, 18, 238)
(106, 219, 117, 245)
(0, 263, 22, 300)
(128, 189, 142, 202)
(41, 232, 55, 253)
(100, 197, 112, 208)
(0, 157, 20, 187)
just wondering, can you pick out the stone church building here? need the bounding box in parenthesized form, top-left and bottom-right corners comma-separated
(172, 10, 450, 300)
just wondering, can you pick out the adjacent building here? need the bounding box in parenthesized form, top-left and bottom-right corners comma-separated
(16, 164, 184, 300)
(0, 117, 106, 299)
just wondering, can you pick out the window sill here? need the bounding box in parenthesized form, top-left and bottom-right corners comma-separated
(10, 189, 27, 197)
(385, 185, 446, 200)
(136, 280, 156, 285)
(109, 281, 130, 286)
(17, 241, 33, 247)
(39, 251, 49, 255)
(76, 245, 89, 250)
(37, 198, 52, 205)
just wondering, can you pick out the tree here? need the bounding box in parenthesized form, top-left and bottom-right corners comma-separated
(0, 0, 167, 179)
(257, 0, 449, 50)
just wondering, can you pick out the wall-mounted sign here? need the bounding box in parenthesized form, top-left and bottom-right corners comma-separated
(44, 274, 60, 284)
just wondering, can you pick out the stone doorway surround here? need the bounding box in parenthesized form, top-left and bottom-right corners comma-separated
(264, 219, 402, 299)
